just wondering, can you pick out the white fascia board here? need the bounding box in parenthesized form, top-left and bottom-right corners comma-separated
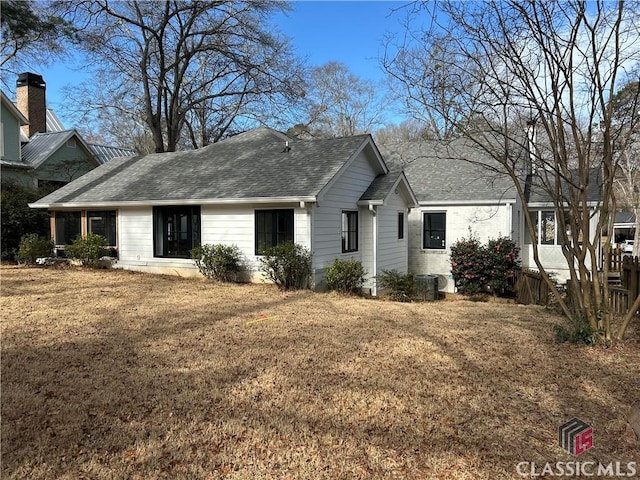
(357, 199, 384, 207)
(29, 196, 318, 209)
(418, 199, 517, 207)
(527, 201, 600, 208)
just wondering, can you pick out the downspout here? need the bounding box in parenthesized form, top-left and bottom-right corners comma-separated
(369, 204, 377, 296)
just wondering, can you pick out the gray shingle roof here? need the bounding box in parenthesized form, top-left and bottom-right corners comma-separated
(359, 170, 404, 202)
(380, 139, 517, 204)
(526, 168, 602, 204)
(32, 127, 376, 206)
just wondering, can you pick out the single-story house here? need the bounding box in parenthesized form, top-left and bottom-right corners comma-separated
(381, 139, 604, 291)
(30, 127, 418, 295)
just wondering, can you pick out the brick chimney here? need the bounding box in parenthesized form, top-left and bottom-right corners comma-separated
(16, 72, 47, 138)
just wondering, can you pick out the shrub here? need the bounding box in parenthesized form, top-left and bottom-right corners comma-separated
(1, 182, 50, 260)
(191, 244, 243, 282)
(377, 270, 416, 302)
(449, 234, 487, 294)
(65, 233, 107, 266)
(450, 233, 520, 296)
(325, 259, 366, 295)
(17, 233, 54, 264)
(485, 237, 520, 295)
(259, 242, 311, 290)
(553, 317, 596, 345)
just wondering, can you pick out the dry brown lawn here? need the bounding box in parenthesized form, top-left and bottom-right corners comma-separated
(1, 265, 638, 479)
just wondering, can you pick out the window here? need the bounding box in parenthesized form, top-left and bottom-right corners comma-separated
(526, 210, 558, 245)
(88, 211, 117, 247)
(398, 212, 405, 239)
(341, 211, 358, 253)
(539, 211, 556, 245)
(153, 206, 200, 258)
(423, 212, 446, 249)
(54, 212, 81, 245)
(255, 209, 294, 254)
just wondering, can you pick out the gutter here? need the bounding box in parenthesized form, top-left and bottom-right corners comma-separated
(29, 196, 318, 209)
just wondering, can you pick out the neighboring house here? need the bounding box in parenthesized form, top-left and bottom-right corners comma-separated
(1, 91, 33, 188)
(612, 211, 636, 245)
(381, 139, 604, 292)
(21, 130, 101, 189)
(30, 127, 418, 294)
(1, 72, 136, 190)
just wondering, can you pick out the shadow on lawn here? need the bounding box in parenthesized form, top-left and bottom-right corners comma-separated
(1, 275, 639, 479)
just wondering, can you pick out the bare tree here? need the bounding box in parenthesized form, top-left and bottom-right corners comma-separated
(384, 1, 640, 340)
(374, 118, 432, 145)
(292, 62, 387, 138)
(65, 0, 304, 153)
(610, 79, 640, 258)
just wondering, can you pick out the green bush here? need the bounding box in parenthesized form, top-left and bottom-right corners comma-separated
(450, 233, 520, 296)
(1, 182, 50, 260)
(17, 233, 54, 264)
(553, 317, 596, 345)
(325, 259, 366, 295)
(377, 270, 416, 302)
(259, 242, 311, 290)
(191, 244, 243, 282)
(65, 233, 107, 266)
(449, 234, 487, 294)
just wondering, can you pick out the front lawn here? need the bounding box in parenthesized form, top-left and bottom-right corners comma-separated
(1, 266, 638, 479)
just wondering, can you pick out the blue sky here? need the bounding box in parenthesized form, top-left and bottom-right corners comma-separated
(25, 1, 407, 126)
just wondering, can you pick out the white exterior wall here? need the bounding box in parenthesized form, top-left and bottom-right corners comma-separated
(521, 208, 600, 284)
(312, 150, 379, 289)
(377, 192, 409, 274)
(408, 203, 513, 292)
(116, 203, 311, 279)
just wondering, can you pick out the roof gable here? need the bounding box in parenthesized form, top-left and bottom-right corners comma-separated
(1, 91, 28, 125)
(22, 130, 99, 169)
(358, 170, 418, 207)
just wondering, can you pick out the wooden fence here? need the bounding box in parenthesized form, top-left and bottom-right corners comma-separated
(515, 269, 550, 305)
(516, 254, 639, 314)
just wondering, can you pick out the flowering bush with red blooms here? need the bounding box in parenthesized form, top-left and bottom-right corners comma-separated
(450, 234, 520, 296)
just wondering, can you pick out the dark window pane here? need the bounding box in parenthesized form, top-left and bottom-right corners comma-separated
(153, 206, 201, 258)
(55, 212, 81, 245)
(88, 211, 117, 246)
(398, 212, 404, 239)
(342, 211, 358, 253)
(255, 209, 294, 254)
(423, 213, 446, 249)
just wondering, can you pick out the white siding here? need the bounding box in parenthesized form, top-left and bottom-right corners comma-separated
(115, 203, 311, 279)
(377, 192, 408, 274)
(408, 204, 512, 292)
(312, 150, 379, 287)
